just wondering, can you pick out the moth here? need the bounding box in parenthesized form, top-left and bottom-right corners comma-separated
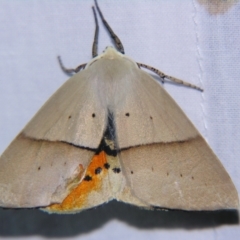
(0, 0, 238, 213)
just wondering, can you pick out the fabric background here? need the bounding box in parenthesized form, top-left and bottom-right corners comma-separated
(0, 0, 239, 239)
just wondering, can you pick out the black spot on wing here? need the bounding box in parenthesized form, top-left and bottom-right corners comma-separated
(112, 168, 121, 173)
(84, 175, 92, 181)
(95, 167, 102, 175)
(104, 163, 110, 169)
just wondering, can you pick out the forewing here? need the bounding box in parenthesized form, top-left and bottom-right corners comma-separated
(0, 70, 107, 208)
(116, 70, 239, 210)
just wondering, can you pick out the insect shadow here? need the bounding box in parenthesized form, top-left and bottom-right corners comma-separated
(0, 201, 238, 237)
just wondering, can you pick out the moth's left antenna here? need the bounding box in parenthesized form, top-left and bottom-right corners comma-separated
(92, 6, 99, 58)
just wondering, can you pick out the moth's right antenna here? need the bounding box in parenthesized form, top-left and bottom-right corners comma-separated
(94, 0, 125, 54)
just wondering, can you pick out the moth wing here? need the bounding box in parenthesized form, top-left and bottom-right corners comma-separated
(0, 70, 107, 208)
(115, 69, 239, 210)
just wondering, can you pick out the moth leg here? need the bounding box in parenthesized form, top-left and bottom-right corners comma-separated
(137, 62, 203, 92)
(57, 56, 87, 74)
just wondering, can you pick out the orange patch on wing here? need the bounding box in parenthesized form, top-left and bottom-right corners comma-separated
(46, 151, 108, 213)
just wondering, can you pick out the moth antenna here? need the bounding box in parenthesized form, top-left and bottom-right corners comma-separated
(94, 0, 125, 54)
(92, 6, 99, 58)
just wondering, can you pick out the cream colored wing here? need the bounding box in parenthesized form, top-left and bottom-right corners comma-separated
(24, 70, 106, 149)
(115, 69, 239, 210)
(0, 70, 107, 208)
